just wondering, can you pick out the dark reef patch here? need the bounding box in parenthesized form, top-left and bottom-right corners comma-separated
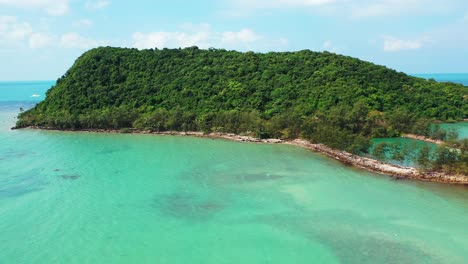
(0, 169, 47, 198)
(260, 211, 445, 264)
(60, 175, 80, 180)
(152, 192, 224, 220)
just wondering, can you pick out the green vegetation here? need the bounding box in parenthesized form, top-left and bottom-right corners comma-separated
(372, 139, 468, 175)
(16, 47, 467, 162)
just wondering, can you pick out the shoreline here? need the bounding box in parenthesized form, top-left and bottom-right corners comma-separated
(15, 126, 468, 185)
(401, 134, 445, 145)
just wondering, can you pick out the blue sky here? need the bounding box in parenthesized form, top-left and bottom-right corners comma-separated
(0, 0, 467, 80)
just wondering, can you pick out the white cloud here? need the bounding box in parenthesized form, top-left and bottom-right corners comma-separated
(382, 35, 429, 52)
(221, 29, 260, 44)
(321, 40, 344, 53)
(29, 32, 54, 48)
(322, 40, 333, 50)
(73, 19, 93, 28)
(0, 16, 32, 41)
(132, 24, 212, 49)
(0, 0, 69, 16)
(85, 0, 110, 11)
(60, 32, 100, 49)
(1, 16, 104, 50)
(132, 24, 278, 51)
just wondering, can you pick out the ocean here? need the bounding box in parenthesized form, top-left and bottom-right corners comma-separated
(413, 73, 468, 86)
(0, 80, 467, 263)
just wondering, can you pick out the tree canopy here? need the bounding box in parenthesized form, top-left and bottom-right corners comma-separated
(16, 46, 468, 155)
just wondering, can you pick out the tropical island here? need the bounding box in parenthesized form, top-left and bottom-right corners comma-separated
(14, 47, 468, 183)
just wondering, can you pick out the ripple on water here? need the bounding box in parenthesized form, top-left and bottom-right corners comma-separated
(60, 175, 80, 180)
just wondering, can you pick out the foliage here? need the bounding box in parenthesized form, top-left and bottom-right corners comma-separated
(16, 46, 468, 157)
(374, 140, 467, 175)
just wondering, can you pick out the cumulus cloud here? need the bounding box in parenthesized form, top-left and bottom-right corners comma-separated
(322, 40, 333, 50)
(1, 16, 103, 50)
(132, 24, 283, 51)
(0, 0, 69, 16)
(321, 40, 344, 53)
(60, 32, 100, 49)
(221, 29, 260, 44)
(133, 24, 212, 49)
(382, 35, 429, 52)
(85, 0, 111, 11)
(0, 16, 32, 41)
(29, 32, 55, 48)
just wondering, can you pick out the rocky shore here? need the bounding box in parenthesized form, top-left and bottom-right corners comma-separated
(15, 126, 468, 185)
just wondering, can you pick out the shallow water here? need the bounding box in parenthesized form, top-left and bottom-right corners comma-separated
(441, 122, 468, 139)
(1, 81, 468, 263)
(369, 138, 437, 167)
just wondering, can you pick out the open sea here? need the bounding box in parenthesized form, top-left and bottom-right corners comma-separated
(0, 78, 467, 263)
(413, 73, 468, 86)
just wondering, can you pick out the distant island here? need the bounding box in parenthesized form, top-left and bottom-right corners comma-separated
(15, 47, 467, 182)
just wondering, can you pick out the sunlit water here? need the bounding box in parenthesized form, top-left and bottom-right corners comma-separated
(441, 123, 468, 139)
(1, 81, 468, 263)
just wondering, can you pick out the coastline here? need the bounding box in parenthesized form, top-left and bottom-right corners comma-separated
(401, 134, 444, 145)
(15, 126, 468, 185)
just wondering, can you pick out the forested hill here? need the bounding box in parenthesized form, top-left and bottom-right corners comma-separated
(17, 47, 467, 152)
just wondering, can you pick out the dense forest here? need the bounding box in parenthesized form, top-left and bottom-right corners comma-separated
(16, 47, 467, 172)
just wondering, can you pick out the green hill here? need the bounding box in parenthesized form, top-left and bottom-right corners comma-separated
(16, 46, 467, 153)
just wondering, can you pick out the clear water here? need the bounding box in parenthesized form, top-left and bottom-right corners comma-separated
(369, 138, 436, 167)
(1, 81, 468, 263)
(0, 81, 52, 103)
(441, 123, 468, 139)
(414, 73, 468, 139)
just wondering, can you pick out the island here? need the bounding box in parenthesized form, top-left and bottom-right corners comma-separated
(14, 47, 468, 183)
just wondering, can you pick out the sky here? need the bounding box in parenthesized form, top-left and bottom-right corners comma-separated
(0, 0, 467, 80)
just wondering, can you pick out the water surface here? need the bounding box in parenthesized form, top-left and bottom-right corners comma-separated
(1, 81, 467, 263)
(413, 73, 468, 86)
(441, 122, 468, 139)
(369, 138, 436, 166)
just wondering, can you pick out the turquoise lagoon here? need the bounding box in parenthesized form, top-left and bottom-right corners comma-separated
(369, 138, 436, 167)
(441, 122, 468, 139)
(1, 81, 468, 263)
